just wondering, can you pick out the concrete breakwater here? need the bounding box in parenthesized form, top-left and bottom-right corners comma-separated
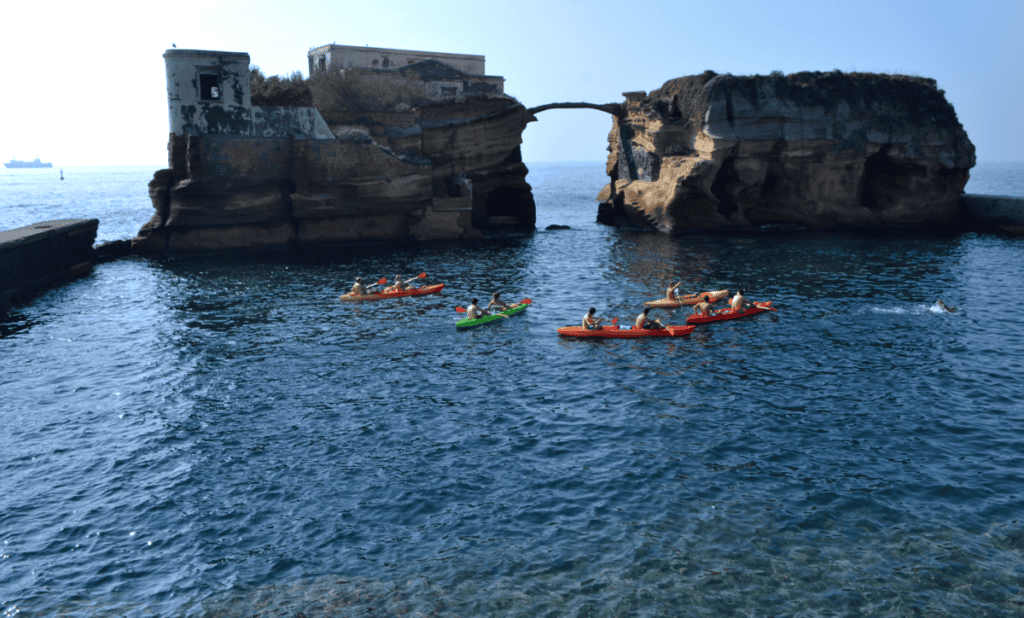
(0, 219, 98, 311)
(960, 194, 1024, 233)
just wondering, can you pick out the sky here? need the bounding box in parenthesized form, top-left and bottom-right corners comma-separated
(1, 0, 1021, 166)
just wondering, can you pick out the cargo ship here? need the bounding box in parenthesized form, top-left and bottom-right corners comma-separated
(4, 157, 53, 169)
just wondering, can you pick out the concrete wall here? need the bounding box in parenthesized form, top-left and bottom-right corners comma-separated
(310, 44, 485, 75)
(960, 194, 1024, 233)
(165, 49, 334, 140)
(0, 219, 98, 311)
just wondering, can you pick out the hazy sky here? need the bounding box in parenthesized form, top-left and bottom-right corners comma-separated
(2, 0, 1021, 166)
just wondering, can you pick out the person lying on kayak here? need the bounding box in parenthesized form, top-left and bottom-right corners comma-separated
(636, 307, 664, 329)
(665, 282, 682, 300)
(487, 292, 511, 311)
(730, 289, 750, 313)
(693, 295, 713, 317)
(465, 298, 490, 319)
(583, 307, 609, 330)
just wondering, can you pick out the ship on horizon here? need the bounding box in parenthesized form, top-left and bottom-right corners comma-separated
(5, 157, 53, 169)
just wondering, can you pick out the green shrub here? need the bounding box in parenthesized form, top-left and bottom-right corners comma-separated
(250, 66, 311, 107)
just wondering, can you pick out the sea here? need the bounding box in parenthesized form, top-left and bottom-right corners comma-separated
(1, 161, 1023, 617)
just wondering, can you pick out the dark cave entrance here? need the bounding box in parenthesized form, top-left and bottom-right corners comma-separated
(860, 147, 926, 212)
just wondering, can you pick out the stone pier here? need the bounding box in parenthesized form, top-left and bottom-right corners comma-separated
(960, 194, 1024, 233)
(0, 219, 98, 311)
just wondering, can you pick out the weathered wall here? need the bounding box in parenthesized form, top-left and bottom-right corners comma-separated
(960, 194, 1024, 233)
(309, 44, 486, 76)
(0, 219, 97, 310)
(598, 72, 976, 231)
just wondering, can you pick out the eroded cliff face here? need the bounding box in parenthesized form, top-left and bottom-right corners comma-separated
(597, 72, 976, 231)
(135, 98, 535, 252)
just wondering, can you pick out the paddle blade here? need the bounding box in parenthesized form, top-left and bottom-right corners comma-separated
(455, 306, 467, 313)
(521, 298, 532, 305)
(378, 278, 387, 285)
(612, 318, 618, 325)
(417, 272, 427, 278)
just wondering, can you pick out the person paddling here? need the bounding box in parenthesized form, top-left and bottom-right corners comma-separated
(936, 300, 956, 313)
(583, 307, 609, 330)
(487, 292, 511, 311)
(385, 274, 417, 293)
(693, 295, 713, 317)
(350, 277, 369, 296)
(665, 281, 682, 301)
(730, 288, 750, 313)
(465, 298, 489, 319)
(636, 307, 664, 329)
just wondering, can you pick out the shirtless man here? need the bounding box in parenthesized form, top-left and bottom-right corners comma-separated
(665, 282, 682, 301)
(465, 298, 489, 319)
(635, 307, 663, 329)
(936, 300, 956, 313)
(349, 277, 369, 296)
(487, 292, 511, 311)
(583, 307, 607, 330)
(385, 275, 414, 293)
(693, 295, 714, 317)
(730, 288, 750, 313)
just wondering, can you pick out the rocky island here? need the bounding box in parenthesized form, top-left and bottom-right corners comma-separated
(134, 46, 535, 253)
(133, 47, 990, 253)
(596, 71, 976, 231)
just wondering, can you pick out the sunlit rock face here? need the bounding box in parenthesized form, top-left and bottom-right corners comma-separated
(597, 71, 976, 231)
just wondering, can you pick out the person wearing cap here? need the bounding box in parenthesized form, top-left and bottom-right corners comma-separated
(635, 307, 663, 329)
(350, 277, 369, 296)
(465, 298, 489, 319)
(730, 288, 750, 313)
(693, 295, 714, 317)
(583, 307, 607, 330)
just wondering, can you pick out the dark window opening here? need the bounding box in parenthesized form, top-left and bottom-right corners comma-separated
(372, 59, 379, 66)
(199, 74, 221, 101)
(382, 57, 390, 68)
(441, 87, 458, 97)
(318, 56, 326, 72)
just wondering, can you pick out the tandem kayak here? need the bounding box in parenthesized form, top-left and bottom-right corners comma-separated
(686, 301, 775, 324)
(557, 324, 696, 338)
(643, 289, 729, 308)
(456, 301, 530, 329)
(340, 283, 445, 301)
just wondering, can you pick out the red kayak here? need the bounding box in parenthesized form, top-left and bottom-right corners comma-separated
(339, 283, 444, 301)
(687, 301, 775, 324)
(557, 324, 696, 338)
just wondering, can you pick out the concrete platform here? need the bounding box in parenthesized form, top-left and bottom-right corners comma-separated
(1, 219, 99, 311)
(960, 194, 1024, 233)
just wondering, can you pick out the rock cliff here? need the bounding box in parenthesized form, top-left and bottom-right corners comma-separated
(597, 71, 976, 230)
(134, 50, 535, 253)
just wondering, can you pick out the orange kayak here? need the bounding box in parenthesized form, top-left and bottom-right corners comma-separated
(557, 324, 696, 338)
(340, 283, 444, 301)
(644, 289, 729, 308)
(687, 301, 775, 324)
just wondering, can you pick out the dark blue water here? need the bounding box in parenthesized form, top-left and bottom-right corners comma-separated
(2, 163, 1024, 617)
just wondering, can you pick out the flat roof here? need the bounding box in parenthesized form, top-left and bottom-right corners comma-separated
(309, 44, 483, 61)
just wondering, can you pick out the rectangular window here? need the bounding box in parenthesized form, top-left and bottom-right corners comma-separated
(199, 74, 221, 101)
(318, 56, 326, 72)
(441, 87, 458, 97)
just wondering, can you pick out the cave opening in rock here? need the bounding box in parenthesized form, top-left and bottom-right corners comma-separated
(484, 186, 536, 230)
(710, 157, 740, 221)
(860, 147, 926, 211)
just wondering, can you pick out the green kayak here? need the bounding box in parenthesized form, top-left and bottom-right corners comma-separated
(456, 301, 530, 329)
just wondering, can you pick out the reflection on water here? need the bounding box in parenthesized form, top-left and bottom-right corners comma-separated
(2, 163, 1024, 617)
